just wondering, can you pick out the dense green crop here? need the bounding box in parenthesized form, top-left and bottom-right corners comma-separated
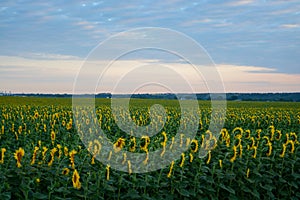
(0, 97, 299, 199)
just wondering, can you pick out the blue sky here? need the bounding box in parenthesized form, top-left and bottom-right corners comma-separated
(0, 0, 300, 93)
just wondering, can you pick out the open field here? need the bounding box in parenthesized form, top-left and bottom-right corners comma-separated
(0, 96, 299, 199)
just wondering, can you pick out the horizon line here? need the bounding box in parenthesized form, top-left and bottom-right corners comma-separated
(1, 92, 300, 95)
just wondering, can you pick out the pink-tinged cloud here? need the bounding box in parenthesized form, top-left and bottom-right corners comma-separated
(0, 56, 299, 93)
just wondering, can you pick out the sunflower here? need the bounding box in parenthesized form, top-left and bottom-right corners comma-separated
(275, 130, 282, 141)
(245, 129, 251, 139)
(246, 168, 250, 178)
(51, 131, 56, 145)
(42, 147, 48, 161)
(269, 125, 275, 141)
(286, 140, 295, 154)
(266, 142, 272, 157)
(64, 147, 68, 157)
(160, 145, 166, 157)
(230, 146, 237, 163)
(72, 169, 81, 189)
(0, 148, 6, 164)
(66, 119, 72, 130)
(189, 153, 194, 163)
(180, 134, 184, 147)
(93, 139, 101, 154)
(91, 156, 95, 165)
(43, 124, 46, 133)
(106, 164, 110, 181)
(31, 146, 39, 165)
(14, 147, 25, 168)
(48, 147, 57, 166)
(11, 123, 14, 132)
(186, 138, 191, 147)
(107, 151, 112, 161)
(122, 153, 127, 165)
(256, 129, 262, 140)
(232, 127, 244, 137)
(143, 152, 149, 165)
(62, 168, 70, 175)
(169, 137, 175, 150)
(18, 126, 22, 134)
(140, 136, 150, 152)
(252, 146, 257, 159)
(220, 128, 228, 140)
(113, 138, 125, 153)
(127, 160, 132, 174)
(57, 144, 62, 159)
(225, 137, 231, 148)
(191, 139, 198, 153)
(219, 159, 223, 168)
(179, 153, 185, 168)
(206, 151, 211, 164)
(69, 150, 77, 169)
(167, 161, 175, 178)
(290, 132, 299, 144)
(161, 131, 167, 146)
(239, 144, 243, 158)
(34, 112, 39, 118)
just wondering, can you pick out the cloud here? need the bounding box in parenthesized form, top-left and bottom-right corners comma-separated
(280, 24, 300, 29)
(217, 64, 276, 73)
(20, 52, 81, 60)
(217, 64, 300, 92)
(0, 55, 299, 93)
(225, 0, 255, 7)
(0, 55, 82, 93)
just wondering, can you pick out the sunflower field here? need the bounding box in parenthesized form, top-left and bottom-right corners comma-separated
(0, 96, 299, 199)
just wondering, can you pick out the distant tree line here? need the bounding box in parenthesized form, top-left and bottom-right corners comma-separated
(6, 92, 300, 102)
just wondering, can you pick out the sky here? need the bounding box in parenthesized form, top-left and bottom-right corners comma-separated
(0, 0, 300, 94)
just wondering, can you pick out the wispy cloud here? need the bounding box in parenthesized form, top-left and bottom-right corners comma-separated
(20, 52, 81, 60)
(217, 64, 300, 92)
(225, 0, 255, 7)
(280, 24, 300, 29)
